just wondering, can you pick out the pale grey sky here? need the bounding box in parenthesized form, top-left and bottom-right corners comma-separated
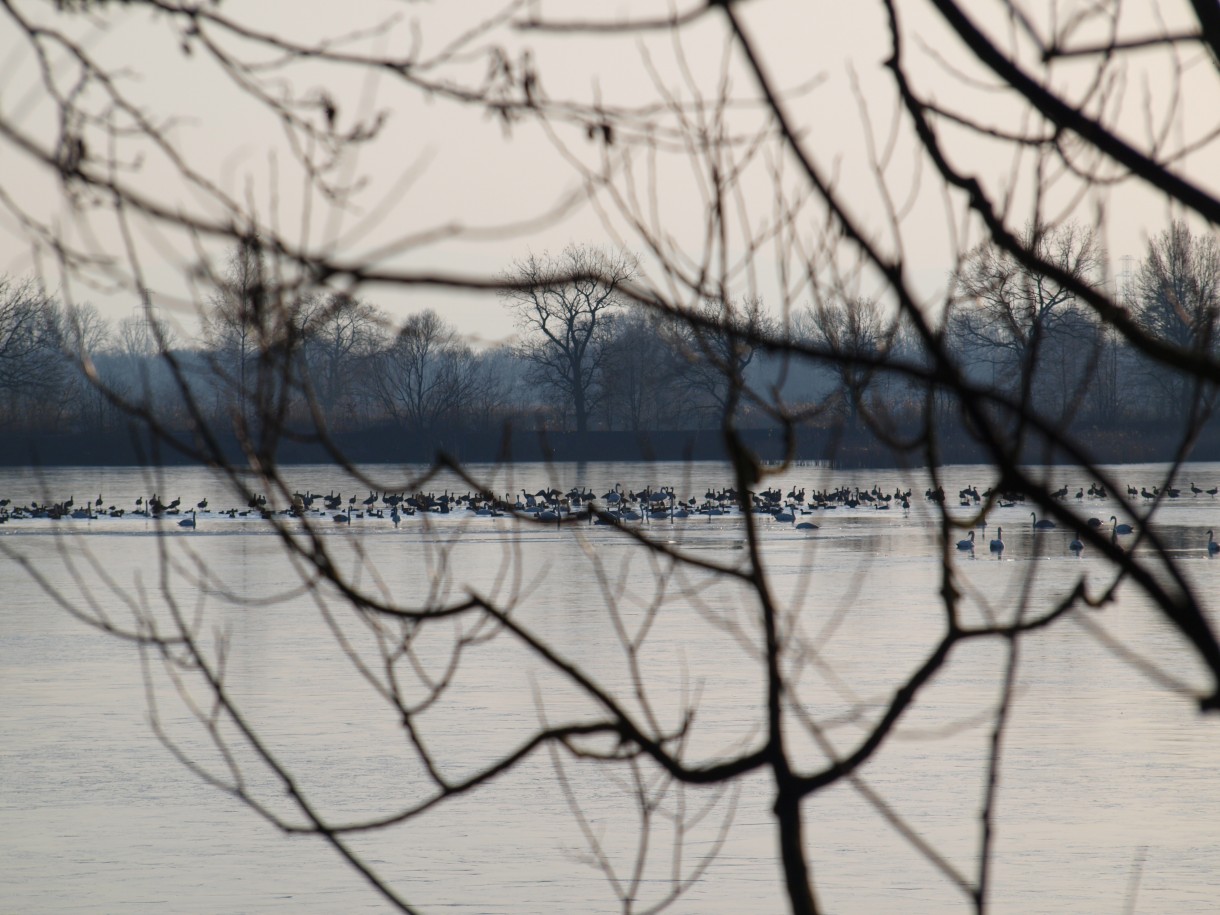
(2, 1, 1217, 345)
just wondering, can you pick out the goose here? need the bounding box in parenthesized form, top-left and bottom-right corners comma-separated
(1109, 516, 1134, 535)
(1208, 530, 1219, 555)
(989, 527, 1004, 553)
(956, 530, 975, 550)
(1069, 531, 1083, 553)
(1031, 512, 1056, 530)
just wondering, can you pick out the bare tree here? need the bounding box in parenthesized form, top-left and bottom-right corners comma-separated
(600, 309, 687, 431)
(364, 309, 495, 439)
(5, 4, 1220, 915)
(503, 246, 635, 434)
(115, 309, 178, 361)
(667, 297, 776, 425)
(1134, 221, 1220, 412)
(948, 223, 1104, 419)
(58, 301, 110, 355)
(52, 301, 114, 429)
(0, 276, 73, 428)
(200, 238, 269, 416)
(96, 311, 182, 422)
(201, 237, 308, 426)
(800, 297, 896, 425)
(297, 294, 385, 428)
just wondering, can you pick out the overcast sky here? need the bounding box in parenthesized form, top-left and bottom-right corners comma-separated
(2, 0, 1217, 346)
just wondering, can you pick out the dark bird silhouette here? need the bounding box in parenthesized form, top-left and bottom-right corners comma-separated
(990, 528, 1004, 553)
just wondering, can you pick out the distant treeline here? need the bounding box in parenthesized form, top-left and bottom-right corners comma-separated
(2, 224, 1218, 469)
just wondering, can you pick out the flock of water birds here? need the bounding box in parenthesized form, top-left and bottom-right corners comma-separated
(951, 480, 1220, 556)
(2, 477, 1218, 554)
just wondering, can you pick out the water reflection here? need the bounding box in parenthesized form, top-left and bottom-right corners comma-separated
(2, 461, 1220, 913)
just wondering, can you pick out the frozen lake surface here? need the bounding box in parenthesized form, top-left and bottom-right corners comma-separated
(3, 460, 1220, 913)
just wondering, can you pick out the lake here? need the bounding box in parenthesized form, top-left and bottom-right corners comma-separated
(3, 460, 1220, 913)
